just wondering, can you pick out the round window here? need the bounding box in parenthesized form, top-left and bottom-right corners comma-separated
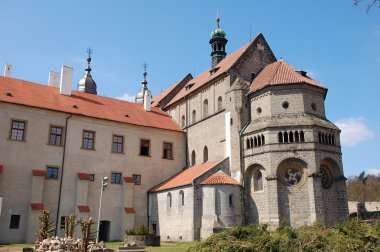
(257, 107, 262, 114)
(278, 160, 306, 187)
(282, 101, 289, 109)
(311, 103, 317, 111)
(320, 165, 333, 189)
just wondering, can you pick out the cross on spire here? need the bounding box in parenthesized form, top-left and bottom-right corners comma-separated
(86, 47, 93, 58)
(216, 9, 220, 28)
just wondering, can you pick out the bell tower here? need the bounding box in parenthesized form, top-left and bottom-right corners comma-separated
(209, 16, 228, 68)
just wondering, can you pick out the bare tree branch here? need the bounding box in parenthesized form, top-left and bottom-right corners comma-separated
(354, 0, 380, 12)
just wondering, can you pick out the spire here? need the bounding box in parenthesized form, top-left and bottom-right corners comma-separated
(77, 47, 97, 95)
(135, 63, 150, 103)
(209, 13, 228, 68)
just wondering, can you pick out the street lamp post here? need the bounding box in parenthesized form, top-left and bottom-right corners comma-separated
(96, 176, 108, 244)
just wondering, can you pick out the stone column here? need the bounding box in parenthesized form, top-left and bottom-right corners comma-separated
(266, 176, 280, 228)
(307, 174, 324, 224)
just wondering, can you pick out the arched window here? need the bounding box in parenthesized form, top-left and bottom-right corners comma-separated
(179, 190, 184, 206)
(261, 135, 265, 145)
(246, 138, 251, 149)
(332, 135, 335, 145)
(328, 135, 332, 145)
(254, 136, 257, 147)
(229, 194, 233, 207)
(253, 170, 263, 192)
(203, 99, 208, 118)
(181, 115, 185, 127)
(278, 132, 283, 143)
(289, 131, 294, 143)
(250, 137, 253, 148)
(295, 131, 300, 142)
(167, 193, 172, 208)
(258, 136, 261, 146)
(284, 132, 289, 143)
(300, 131, 305, 142)
(192, 110, 196, 124)
(191, 150, 196, 166)
(318, 132, 321, 143)
(203, 146, 208, 163)
(217, 96, 223, 111)
(325, 134, 328, 144)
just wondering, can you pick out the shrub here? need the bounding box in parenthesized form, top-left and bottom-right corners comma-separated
(188, 218, 380, 252)
(125, 225, 154, 236)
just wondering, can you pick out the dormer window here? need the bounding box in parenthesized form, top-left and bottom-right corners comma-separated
(209, 67, 220, 75)
(185, 83, 194, 91)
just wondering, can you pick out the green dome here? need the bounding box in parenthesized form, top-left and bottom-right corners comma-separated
(210, 27, 226, 39)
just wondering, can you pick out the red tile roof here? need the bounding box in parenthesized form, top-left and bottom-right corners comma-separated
(0, 76, 182, 132)
(77, 205, 90, 212)
(201, 170, 239, 185)
(77, 173, 90, 180)
(151, 74, 192, 107)
(32, 169, 46, 177)
(31, 203, 44, 210)
(149, 160, 222, 192)
(249, 60, 325, 93)
(0, 165, 3, 174)
(123, 176, 134, 183)
(161, 35, 264, 109)
(124, 207, 135, 214)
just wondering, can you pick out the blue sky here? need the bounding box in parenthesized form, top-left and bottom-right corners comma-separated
(0, 1, 379, 177)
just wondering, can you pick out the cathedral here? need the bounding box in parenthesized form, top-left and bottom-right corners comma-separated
(0, 18, 348, 243)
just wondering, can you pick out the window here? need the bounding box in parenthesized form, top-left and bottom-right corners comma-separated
(82, 130, 95, 150)
(217, 96, 223, 111)
(163, 142, 173, 159)
(229, 194, 233, 207)
(253, 170, 263, 192)
(191, 150, 196, 166)
(246, 138, 251, 149)
(112, 135, 124, 153)
(203, 146, 208, 163)
(257, 107, 262, 114)
(10, 120, 26, 141)
(284, 132, 289, 143)
(203, 99, 208, 118)
(167, 193, 172, 208)
(192, 110, 196, 124)
(133, 174, 141, 185)
(278, 132, 283, 143)
(140, 139, 150, 156)
(282, 101, 289, 109)
(46, 167, 59, 179)
(111, 172, 122, 184)
(181, 115, 186, 127)
(152, 224, 157, 234)
(49, 126, 63, 145)
(254, 136, 257, 147)
(89, 174, 95, 181)
(261, 135, 265, 145)
(179, 190, 184, 206)
(295, 131, 300, 142)
(289, 131, 294, 143)
(60, 216, 67, 230)
(9, 215, 20, 229)
(300, 131, 305, 142)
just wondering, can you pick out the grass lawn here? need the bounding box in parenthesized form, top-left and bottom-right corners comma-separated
(0, 242, 195, 252)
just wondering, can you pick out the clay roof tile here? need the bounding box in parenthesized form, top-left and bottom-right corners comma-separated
(0, 77, 182, 132)
(201, 170, 239, 185)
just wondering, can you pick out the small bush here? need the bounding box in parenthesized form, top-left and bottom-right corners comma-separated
(188, 218, 380, 252)
(125, 225, 154, 236)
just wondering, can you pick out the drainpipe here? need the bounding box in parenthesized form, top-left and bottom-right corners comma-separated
(55, 114, 72, 235)
(147, 191, 150, 228)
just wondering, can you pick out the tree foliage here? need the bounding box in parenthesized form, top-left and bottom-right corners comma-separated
(346, 172, 380, 202)
(354, 0, 380, 12)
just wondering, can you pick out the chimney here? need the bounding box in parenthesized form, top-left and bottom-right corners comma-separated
(59, 66, 73, 96)
(48, 71, 61, 88)
(4, 64, 12, 77)
(144, 89, 151, 112)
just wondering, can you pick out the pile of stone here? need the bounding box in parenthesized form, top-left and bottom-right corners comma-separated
(34, 237, 114, 252)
